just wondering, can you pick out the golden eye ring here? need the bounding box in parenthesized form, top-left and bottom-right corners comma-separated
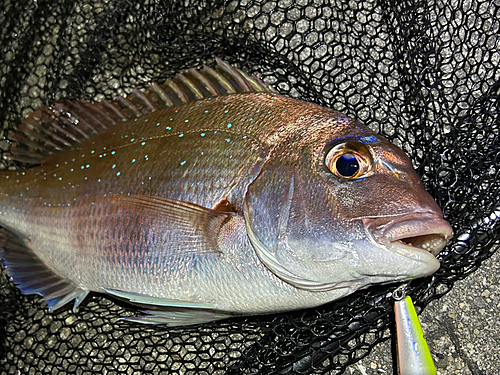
(325, 143, 372, 180)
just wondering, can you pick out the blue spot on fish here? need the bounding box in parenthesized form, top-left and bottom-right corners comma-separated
(359, 135, 379, 144)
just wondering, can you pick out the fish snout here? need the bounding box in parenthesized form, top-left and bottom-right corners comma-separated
(363, 213, 453, 256)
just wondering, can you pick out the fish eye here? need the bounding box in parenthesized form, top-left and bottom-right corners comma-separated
(335, 153, 359, 177)
(325, 143, 372, 180)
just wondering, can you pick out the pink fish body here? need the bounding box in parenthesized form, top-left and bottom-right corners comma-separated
(0, 60, 452, 325)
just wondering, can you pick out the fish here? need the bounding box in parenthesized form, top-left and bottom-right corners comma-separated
(0, 59, 453, 326)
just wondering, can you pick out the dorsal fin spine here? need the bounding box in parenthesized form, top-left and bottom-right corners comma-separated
(130, 90, 157, 112)
(100, 100, 127, 121)
(57, 102, 99, 135)
(149, 83, 175, 107)
(82, 101, 117, 129)
(188, 68, 218, 96)
(116, 96, 141, 117)
(53, 103, 95, 139)
(12, 132, 51, 154)
(202, 65, 236, 93)
(176, 73, 204, 99)
(166, 78, 189, 103)
(216, 58, 251, 91)
(42, 106, 82, 143)
(32, 121, 72, 149)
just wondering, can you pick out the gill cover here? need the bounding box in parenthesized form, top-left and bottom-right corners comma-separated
(243, 157, 356, 292)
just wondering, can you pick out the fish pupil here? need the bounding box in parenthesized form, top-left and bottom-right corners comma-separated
(336, 153, 359, 177)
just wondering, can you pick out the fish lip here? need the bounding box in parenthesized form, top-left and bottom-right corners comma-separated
(363, 212, 453, 257)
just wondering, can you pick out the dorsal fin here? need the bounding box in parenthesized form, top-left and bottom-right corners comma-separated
(6, 58, 275, 164)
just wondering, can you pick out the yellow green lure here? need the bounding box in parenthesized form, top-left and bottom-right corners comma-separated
(394, 294, 437, 375)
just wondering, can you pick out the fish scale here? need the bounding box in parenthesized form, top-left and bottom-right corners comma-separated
(0, 61, 452, 325)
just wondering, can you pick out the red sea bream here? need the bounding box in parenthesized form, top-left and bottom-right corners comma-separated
(0, 60, 452, 325)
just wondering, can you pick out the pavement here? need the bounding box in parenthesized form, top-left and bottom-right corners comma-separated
(345, 245, 500, 375)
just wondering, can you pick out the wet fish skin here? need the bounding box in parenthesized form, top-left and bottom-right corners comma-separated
(0, 64, 452, 325)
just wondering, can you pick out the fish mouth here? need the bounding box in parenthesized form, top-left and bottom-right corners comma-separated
(364, 213, 453, 257)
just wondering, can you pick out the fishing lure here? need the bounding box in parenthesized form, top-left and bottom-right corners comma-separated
(394, 286, 437, 375)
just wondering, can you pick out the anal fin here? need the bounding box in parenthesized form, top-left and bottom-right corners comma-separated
(102, 287, 216, 309)
(0, 229, 89, 312)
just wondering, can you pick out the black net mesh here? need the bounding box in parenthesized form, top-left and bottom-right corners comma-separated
(0, 0, 499, 373)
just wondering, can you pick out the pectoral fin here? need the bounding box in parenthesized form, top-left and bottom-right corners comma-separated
(120, 309, 233, 326)
(103, 288, 233, 326)
(109, 194, 233, 255)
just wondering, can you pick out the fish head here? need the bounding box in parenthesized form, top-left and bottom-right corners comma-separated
(244, 111, 453, 293)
